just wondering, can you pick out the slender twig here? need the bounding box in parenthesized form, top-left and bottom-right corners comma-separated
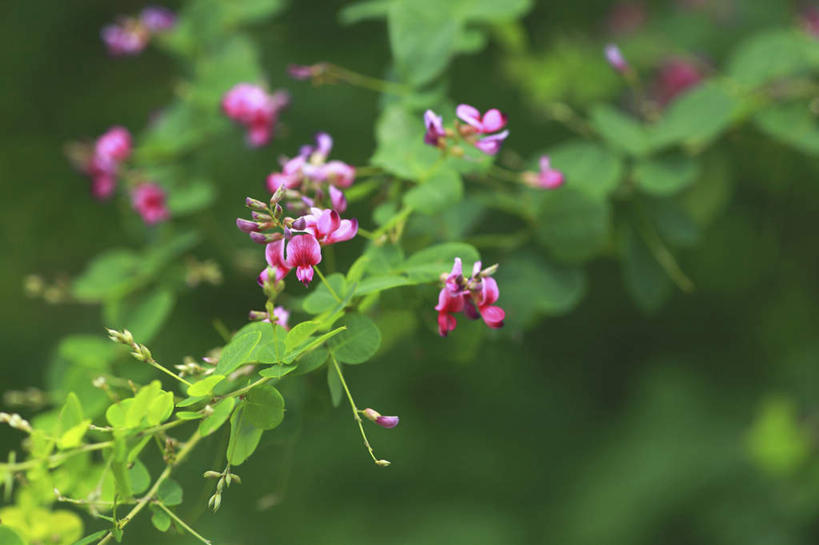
(313, 266, 342, 302)
(97, 430, 203, 545)
(331, 355, 384, 466)
(155, 500, 212, 545)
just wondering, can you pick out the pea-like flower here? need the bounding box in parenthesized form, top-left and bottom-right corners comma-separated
(101, 20, 150, 56)
(456, 104, 509, 155)
(434, 258, 505, 337)
(523, 156, 565, 190)
(221, 83, 290, 148)
(362, 408, 400, 429)
(297, 208, 358, 246)
(285, 234, 322, 286)
(423, 110, 446, 147)
(604, 44, 629, 73)
(131, 183, 170, 225)
(258, 239, 290, 287)
(140, 6, 176, 32)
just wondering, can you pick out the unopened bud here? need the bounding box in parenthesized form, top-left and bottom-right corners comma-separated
(375, 459, 391, 467)
(604, 44, 628, 73)
(203, 471, 222, 479)
(236, 218, 261, 233)
(92, 376, 107, 389)
(229, 473, 242, 485)
(245, 197, 267, 210)
(479, 263, 499, 277)
(203, 404, 215, 416)
(248, 310, 268, 321)
(251, 211, 272, 222)
(208, 493, 222, 511)
(291, 217, 306, 230)
(362, 408, 381, 422)
(270, 184, 286, 205)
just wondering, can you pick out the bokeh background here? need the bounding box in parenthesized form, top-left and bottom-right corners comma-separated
(3, 0, 819, 544)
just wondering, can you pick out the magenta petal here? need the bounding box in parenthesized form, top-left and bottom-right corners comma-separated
(479, 305, 505, 328)
(463, 299, 481, 320)
(471, 260, 482, 278)
(456, 104, 481, 128)
(329, 185, 347, 213)
(479, 277, 500, 306)
(437, 312, 457, 336)
(375, 415, 399, 429)
(474, 130, 509, 155)
(326, 218, 358, 244)
(315, 132, 333, 158)
(481, 109, 507, 132)
(295, 265, 314, 286)
(285, 234, 322, 270)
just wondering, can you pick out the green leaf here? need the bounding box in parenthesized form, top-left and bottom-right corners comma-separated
(303, 273, 349, 314)
(754, 101, 819, 155)
(48, 335, 118, 418)
(167, 179, 216, 216)
(254, 324, 287, 363)
(285, 321, 320, 353)
(292, 348, 329, 376)
(589, 104, 653, 157)
(339, 0, 391, 24)
(103, 288, 176, 344)
(258, 364, 298, 379)
(728, 29, 819, 88)
(245, 385, 285, 430)
(354, 275, 414, 296)
(495, 252, 586, 327)
(404, 168, 464, 214)
(129, 459, 151, 495)
(620, 225, 672, 313)
(198, 397, 236, 437)
(371, 104, 440, 179)
(220, 0, 286, 25)
(56, 393, 86, 449)
(71, 530, 108, 545)
(536, 188, 610, 262)
(150, 504, 171, 532)
(72, 249, 142, 302)
(633, 156, 700, 196)
(398, 243, 480, 282)
(227, 404, 263, 466)
(186, 375, 225, 397)
(214, 326, 263, 375)
(0, 526, 25, 545)
(329, 313, 382, 364)
(156, 478, 183, 506)
(175, 411, 202, 420)
(653, 82, 738, 149)
(327, 364, 343, 407)
(748, 396, 810, 476)
(346, 255, 370, 284)
(388, 0, 459, 86)
(546, 140, 624, 197)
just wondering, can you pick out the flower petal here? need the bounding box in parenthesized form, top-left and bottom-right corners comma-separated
(481, 109, 507, 133)
(479, 305, 505, 328)
(456, 104, 482, 128)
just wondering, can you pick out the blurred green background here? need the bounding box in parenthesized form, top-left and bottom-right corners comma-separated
(3, 0, 819, 544)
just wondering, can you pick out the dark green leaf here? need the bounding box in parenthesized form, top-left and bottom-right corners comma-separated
(329, 313, 382, 364)
(227, 404, 263, 465)
(245, 385, 285, 430)
(198, 397, 236, 437)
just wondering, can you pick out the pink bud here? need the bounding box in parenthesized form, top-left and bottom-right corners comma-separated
(362, 408, 381, 422)
(249, 232, 268, 244)
(375, 415, 399, 429)
(131, 183, 170, 225)
(605, 44, 629, 73)
(236, 218, 261, 233)
(246, 197, 267, 210)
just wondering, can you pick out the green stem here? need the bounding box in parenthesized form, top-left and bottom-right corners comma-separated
(0, 441, 114, 472)
(314, 266, 342, 302)
(147, 357, 192, 387)
(97, 430, 203, 545)
(326, 64, 411, 96)
(634, 204, 695, 292)
(155, 500, 212, 545)
(331, 355, 381, 465)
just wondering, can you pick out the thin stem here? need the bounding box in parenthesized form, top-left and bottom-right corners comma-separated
(331, 355, 382, 466)
(224, 376, 271, 400)
(0, 441, 114, 472)
(147, 358, 192, 387)
(97, 430, 203, 545)
(325, 64, 411, 97)
(633, 203, 695, 293)
(313, 266, 342, 302)
(488, 164, 524, 184)
(155, 500, 212, 545)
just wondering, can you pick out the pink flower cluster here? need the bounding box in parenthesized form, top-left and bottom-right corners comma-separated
(80, 126, 132, 200)
(131, 183, 170, 225)
(256, 208, 358, 287)
(654, 57, 703, 106)
(266, 133, 355, 213)
(435, 258, 505, 337)
(221, 84, 290, 148)
(424, 104, 509, 156)
(101, 6, 176, 57)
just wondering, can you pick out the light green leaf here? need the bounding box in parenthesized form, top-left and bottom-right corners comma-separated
(589, 104, 653, 157)
(71, 530, 108, 545)
(72, 250, 142, 302)
(653, 82, 738, 148)
(398, 243, 480, 282)
(754, 101, 819, 155)
(354, 275, 414, 296)
(329, 313, 382, 364)
(198, 397, 236, 437)
(167, 180, 216, 216)
(156, 478, 183, 506)
(292, 348, 329, 376)
(285, 321, 320, 353)
(728, 29, 819, 88)
(404, 167, 464, 214)
(0, 526, 25, 545)
(186, 375, 225, 397)
(150, 504, 171, 532)
(303, 273, 349, 314)
(258, 364, 298, 379)
(214, 326, 263, 375)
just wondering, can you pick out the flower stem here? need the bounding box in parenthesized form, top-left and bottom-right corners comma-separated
(313, 266, 342, 302)
(146, 357, 192, 387)
(331, 355, 383, 466)
(155, 500, 212, 545)
(326, 64, 411, 96)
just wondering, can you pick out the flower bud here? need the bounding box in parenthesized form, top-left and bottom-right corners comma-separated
(604, 44, 628, 73)
(362, 408, 381, 422)
(203, 471, 222, 479)
(291, 217, 306, 230)
(246, 197, 267, 210)
(270, 184, 286, 205)
(236, 218, 261, 233)
(248, 310, 268, 321)
(375, 415, 400, 429)
(251, 211, 272, 222)
(375, 459, 391, 467)
(249, 231, 268, 244)
(479, 263, 499, 277)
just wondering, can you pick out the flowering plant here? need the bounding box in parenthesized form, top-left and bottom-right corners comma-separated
(3, 1, 819, 544)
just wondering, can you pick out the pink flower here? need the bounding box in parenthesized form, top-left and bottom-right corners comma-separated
(434, 258, 505, 337)
(221, 84, 289, 148)
(362, 408, 400, 429)
(131, 183, 170, 225)
(288, 64, 315, 80)
(95, 126, 132, 163)
(91, 174, 116, 200)
(284, 234, 322, 286)
(423, 110, 446, 147)
(654, 57, 703, 106)
(140, 6, 176, 32)
(329, 185, 347, 213)
(269, 306, 290, 329)
(101, 21, 150, 56)
(456, 104, 509, 155)
(323, 161, 355, 188)
(456, 104, 507, 134)
(267, 155, 305, 193)
(298, 208, 358, 245)
(524, 156, 565, 189)
(604, 44, 629, 73)
(258, 239, 291, 287)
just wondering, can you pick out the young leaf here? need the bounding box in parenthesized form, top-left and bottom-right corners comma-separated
(157, 478, 183, 506)
(303, 273, 349, 314)
(150, 504, 172, 532)
(292, 348, 329, 376)
(214, 326, 263, 375)
(186, 375, 225, 397)
(198, 397, 236, 437)
(589, 104, 653, 157)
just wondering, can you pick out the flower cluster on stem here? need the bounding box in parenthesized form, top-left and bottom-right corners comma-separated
(435, 258, 505, 337)
(101, 5, 176, 56)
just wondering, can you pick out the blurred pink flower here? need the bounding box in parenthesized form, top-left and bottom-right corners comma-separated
(222, 84, 289, 147)
(132, 183, 170, 225)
